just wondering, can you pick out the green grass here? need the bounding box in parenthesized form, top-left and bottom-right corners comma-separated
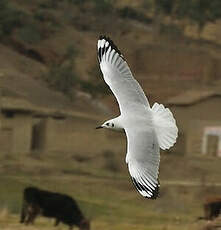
(0, 152, 221, 230)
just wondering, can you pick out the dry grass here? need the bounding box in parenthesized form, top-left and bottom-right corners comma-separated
(0, 213, 205, 230)
(0, 146, 221, 230)
(0, 207, 9, 221)
(0, 125, 221, 230)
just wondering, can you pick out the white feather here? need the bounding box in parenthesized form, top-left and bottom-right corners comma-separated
(151, 102, 178, 150)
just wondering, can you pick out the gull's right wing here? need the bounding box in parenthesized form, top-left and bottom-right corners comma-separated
(97, 36, 150, 115)
(125, 127, 160, 199)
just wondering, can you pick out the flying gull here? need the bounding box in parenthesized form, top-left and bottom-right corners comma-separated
(96, 36, 178, 199)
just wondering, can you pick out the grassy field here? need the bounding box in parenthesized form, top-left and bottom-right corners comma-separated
(0, 150, 220, 230)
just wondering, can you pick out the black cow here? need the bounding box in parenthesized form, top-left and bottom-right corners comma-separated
(20, 186, 90, 230)
(198, 197, 221, 220)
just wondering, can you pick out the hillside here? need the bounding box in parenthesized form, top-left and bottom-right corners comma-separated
(1, 0, 221, 114)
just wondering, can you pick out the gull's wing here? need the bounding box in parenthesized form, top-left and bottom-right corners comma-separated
(125, 127, 160, 199)
(97, 36, 150, 114)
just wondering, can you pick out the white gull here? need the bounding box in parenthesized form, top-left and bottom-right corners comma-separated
(96, 36, 178, 199)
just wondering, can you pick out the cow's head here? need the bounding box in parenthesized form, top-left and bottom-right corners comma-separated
(79, 219, 90, 230)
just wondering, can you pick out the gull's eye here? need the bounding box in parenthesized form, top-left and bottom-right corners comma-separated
(112, 123, 114, 127)
(106, 123, 109, 126)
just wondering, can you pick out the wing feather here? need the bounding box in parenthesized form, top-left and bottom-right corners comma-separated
(97, 36, 150, 114)
(126, 128, 160, 199)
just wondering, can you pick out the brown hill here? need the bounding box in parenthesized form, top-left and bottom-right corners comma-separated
(1, 0, 221, 115)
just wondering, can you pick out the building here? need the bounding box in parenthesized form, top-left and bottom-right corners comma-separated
(0, 88, 122, 157)
(167, 88, 221, 157)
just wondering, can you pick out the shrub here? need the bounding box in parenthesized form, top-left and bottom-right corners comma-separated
(80, 80, 111, 98)
(38, 0, 59, 9)
(118, 6, 152, 24)
(0, 0, 26, 38)
(34, 9, 57, 24)
(45, 45, 79, 97)
(45, 64, 77, 96)
(63, 44, 79, 61)
(17, 22, 43, 44)
(80, 65, 111, 98)
(66, 0, 86, 5)
(92, 0, 114, 14)
(32, 8, 60, 37)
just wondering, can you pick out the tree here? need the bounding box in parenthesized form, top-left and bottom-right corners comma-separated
(175, 0, 221, 37)
(152, 0, 221, 38)
(155, 0, 175, 15)
(152, 0, 177, 39)
(0, 0, 25, 37)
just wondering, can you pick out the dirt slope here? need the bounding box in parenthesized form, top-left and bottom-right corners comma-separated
(1, 0, 221, 115)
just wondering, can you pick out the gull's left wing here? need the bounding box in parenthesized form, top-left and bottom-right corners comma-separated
(97, 36, 150, 115)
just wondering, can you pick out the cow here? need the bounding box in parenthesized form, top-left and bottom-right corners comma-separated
(20, 186, 90, 230)
(198, 197, 221, 220)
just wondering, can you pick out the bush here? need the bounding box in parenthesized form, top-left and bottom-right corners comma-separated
(45, 45, 79, 97)
(0, 0, 26, 38)
(66, 0, 86, 5)
(63, 44, 79, 61)
(32, 8, 60, 38)
(80, 65, 111, 98)
(80, 80, 111, 98)
(118, 6, 152, 24)
(45, 64, 77, 96)
(34, 9, 57, 24)
(17, 22, 43, 44)
(38, 0, 59, 9)
(92, 0, 114, 14)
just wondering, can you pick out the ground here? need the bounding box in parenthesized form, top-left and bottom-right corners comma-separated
(0, 149, 221, 230)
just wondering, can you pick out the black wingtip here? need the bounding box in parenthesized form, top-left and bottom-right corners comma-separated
(98, 35, 124, 62)
(149, 184, 160, 200)
(131, 177, 160, 199)
(99, 35, 108, 40)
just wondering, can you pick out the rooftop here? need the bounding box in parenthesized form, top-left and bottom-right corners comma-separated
(167, 86, 221, 106)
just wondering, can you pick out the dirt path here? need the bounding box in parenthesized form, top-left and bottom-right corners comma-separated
(161, 180, 221, 187)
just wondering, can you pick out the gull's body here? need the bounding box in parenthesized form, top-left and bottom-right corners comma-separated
(97, 36, 178, 199)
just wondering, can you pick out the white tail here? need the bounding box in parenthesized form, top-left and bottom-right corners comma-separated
(151, 102, 178, 150)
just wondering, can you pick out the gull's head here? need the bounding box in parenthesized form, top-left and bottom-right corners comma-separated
(96, 120, 115, 130)
(96, 118, 123, 131)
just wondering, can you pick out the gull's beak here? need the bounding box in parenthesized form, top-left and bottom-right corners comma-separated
(96, 126, 103, 129)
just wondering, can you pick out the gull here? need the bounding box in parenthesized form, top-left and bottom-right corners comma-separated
(96, 36, 178, 199)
